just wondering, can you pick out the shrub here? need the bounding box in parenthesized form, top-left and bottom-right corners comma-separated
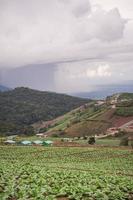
(120, 137, 129, 146)
(52, 134, 59, 138)
(39, 127, 47, 133)
(71, 118, 81, 125)
(115, 130, 127, 137)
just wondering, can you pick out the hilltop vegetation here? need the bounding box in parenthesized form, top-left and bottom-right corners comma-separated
(108, 93, 133, 117)
(0, 87, 89, 136)
(118, 93, 133, 101)
(106, 93, 133, 106)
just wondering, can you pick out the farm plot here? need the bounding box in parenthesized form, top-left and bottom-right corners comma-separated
(0, 146, 133, 200)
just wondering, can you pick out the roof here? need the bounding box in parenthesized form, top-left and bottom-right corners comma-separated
(21, 140, 32, 145)
(36, 133, 44, 136)
(33, 140, 43, 144)
(7, 135, 18, 139)
(5, 140, 16, 144)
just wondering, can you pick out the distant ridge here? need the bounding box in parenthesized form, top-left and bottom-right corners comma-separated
(0, 85, 11, 92)
(72, 84, 133, 99)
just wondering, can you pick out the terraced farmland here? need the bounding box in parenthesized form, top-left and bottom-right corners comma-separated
(0, 146, 133, 199)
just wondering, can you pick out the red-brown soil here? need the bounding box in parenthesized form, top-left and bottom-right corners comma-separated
(111, 116, 133, 127)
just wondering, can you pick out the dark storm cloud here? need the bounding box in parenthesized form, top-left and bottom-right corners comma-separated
(1, 64, 57, 91)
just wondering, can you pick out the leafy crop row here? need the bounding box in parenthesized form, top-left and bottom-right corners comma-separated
(0, 146, 133, 199)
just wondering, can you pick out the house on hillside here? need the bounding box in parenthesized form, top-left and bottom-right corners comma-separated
(111, 105, 116, 109)
(95, 101, 105, 106)
(36, 133, 47, 138)
(107, 127, 119, 135)
(106, 94, 120, 106)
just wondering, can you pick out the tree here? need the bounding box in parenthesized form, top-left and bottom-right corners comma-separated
(88, 137, 95, 145)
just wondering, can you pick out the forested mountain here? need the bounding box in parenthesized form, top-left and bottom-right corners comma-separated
(0, 87, 89, 136)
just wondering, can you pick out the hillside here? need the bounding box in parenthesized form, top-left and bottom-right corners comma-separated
(37, 101, 109, 137)
(0, 87, 89, 136)
(43, 93, 133, 137)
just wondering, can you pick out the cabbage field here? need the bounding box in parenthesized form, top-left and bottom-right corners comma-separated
(0, 146, 133, 200)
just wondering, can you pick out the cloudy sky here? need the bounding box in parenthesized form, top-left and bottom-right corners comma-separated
(0, 0, 133, 92)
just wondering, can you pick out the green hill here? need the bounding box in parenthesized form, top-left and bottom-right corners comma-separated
(0, 87, 90, 136)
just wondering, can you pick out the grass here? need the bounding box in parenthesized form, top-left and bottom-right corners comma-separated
(75, 138, 121, 146)
(96, 139, 121, 146)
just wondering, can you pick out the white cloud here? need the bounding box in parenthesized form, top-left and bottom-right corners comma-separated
(91, 0, 133, 19)
(60, 63, 112, 79)
(73, 7, 126, 43)
(87, 64, 112, 78)
(0, 0, 129, 68)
